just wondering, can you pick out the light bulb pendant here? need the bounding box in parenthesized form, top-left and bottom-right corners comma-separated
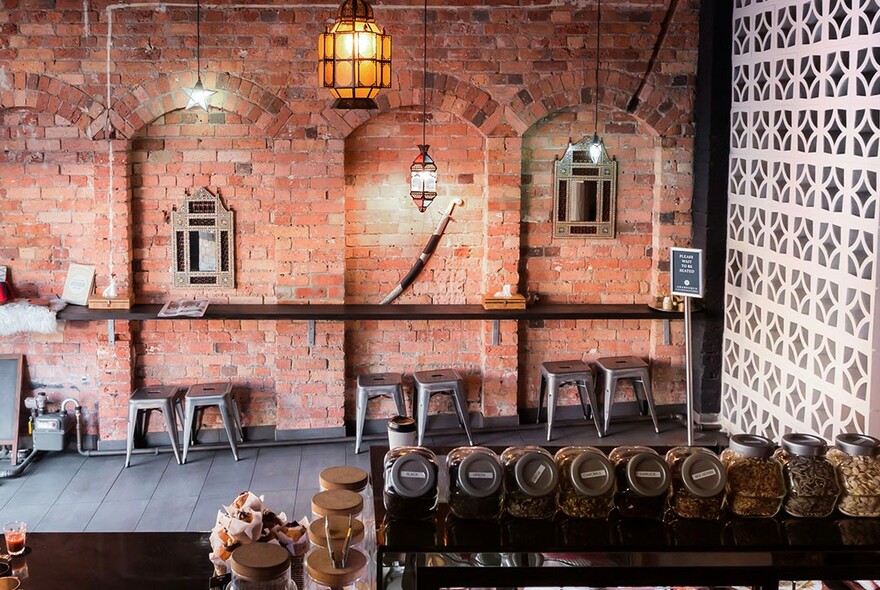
(588, 132, 606, 164)
(184, 77, 215, 111)
(410, 144, 437, 213)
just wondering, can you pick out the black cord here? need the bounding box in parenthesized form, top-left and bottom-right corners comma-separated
(196, 0, 201, 80)
(422, 0, 428, 146)
(594, 0, 600, 131)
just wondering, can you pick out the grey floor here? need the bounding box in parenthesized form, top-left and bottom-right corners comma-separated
(0, 418, 724, 532)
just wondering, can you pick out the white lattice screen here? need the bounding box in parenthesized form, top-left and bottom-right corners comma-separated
(721, 0, 880, 439)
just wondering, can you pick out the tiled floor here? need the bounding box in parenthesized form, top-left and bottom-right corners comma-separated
(0, 418, 724, 532)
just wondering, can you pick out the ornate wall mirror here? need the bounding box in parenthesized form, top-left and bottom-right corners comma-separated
(171, 187, 235, 288)
(553, 136, 618, 238)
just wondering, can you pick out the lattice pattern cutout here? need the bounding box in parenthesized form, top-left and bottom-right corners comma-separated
(722, 0, 880, 439)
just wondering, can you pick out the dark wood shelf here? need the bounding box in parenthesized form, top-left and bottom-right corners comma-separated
(57, 303, 682, 322)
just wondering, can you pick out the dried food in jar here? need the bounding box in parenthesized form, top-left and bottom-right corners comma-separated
(383, 446, 439, 520)
(827, 433, 880, 517)
(554, 446, 615, 520)
(666, 446, 726, 520)
(609, 446, 670, 519)
(721, 434, 785, 518)
(447, 447, 503, 520)
(501, 446, 559, 519)
(775, 433, 840, 518)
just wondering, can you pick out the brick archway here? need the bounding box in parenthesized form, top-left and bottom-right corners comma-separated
(319, 71, 501, 139)
(99, 71, 294, 140)
(0, 72, 101, 133)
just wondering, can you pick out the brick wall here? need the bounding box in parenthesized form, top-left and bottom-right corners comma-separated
(1, 0, 699, 440)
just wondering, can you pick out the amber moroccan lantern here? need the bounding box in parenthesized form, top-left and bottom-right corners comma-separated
(318, 0, 392, 109)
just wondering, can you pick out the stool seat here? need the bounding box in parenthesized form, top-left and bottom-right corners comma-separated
(355, 372, 406, 454)
(182, 382, 243, 463)
(596, 356, 659, 435)
(413, 369, 473, 446)
(126, 385, 184, 468)
(536, 360, 602, 441)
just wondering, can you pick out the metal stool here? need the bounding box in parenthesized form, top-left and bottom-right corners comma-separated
(596, 356, 659, 435)
(355, 372, 407, 454)
(182, 382, 243, 463)
(413, 368, 474, 446)
(126, 385, 184, 468)
(536, 360, 603, 441)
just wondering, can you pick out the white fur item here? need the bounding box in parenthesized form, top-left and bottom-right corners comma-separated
(0, 300, 60, 337)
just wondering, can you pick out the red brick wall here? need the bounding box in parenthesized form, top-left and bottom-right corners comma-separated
(0, 1, 699, 440)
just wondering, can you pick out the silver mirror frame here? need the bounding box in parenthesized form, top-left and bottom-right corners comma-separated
(171, 187, 235, 288)
(552, 136, 618, 239)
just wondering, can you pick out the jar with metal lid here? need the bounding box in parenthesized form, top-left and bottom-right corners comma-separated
(382, 446, 439, 519)
(608, 445, 670, 519)
(826, 433, 880, 517)
(554, 446, 615, 519)
(227, 543, 295, 590)
(720, 434, 785, 517)
(304, 547, 368, 590)
(774, 433, 840, 518)
(311, 489, 363, 521)
(665, 446, 726, 520)
(447, 446, 503, 520)
(500, 446, 559, 519)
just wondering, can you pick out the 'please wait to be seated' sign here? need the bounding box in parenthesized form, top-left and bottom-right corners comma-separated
(671, 247, 703, 298)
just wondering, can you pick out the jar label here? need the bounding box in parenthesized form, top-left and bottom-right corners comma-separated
(580, 469, 607, 479)
(692, 468, 718, 481)
(531, 464, 547, 484)
(468, 472, 494, 479)
(636, 470, 662, 478)
(401, 470, 426, 479)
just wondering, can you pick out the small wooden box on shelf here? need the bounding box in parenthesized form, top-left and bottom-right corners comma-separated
(87, 294, 134, 310)
(481, 293, 527, 310)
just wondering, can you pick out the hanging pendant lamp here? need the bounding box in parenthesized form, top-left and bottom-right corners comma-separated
(184, 0, 215, 111)
(409, 0, 437, 213)
(318, 0, 392, 109)
(588, 0, 607, 165)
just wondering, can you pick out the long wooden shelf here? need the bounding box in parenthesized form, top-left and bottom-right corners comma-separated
(57, 303, 682, 322)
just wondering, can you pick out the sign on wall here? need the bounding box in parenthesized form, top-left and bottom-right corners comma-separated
(671, 247, 703, 298)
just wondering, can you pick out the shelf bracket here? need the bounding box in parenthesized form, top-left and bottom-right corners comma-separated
(308, 320, 316, 352)
(108, 320, 115, 345)
(492, 320, 500, 346)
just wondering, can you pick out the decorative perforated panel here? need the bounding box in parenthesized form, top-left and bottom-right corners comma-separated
(722, 0, 880, 439)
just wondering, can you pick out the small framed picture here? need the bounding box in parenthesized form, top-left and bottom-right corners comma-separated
(62, 263, 95, 306)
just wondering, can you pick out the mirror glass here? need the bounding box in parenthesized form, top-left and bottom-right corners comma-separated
(172, 188, 235, 288)
(553, 137, 617, 238)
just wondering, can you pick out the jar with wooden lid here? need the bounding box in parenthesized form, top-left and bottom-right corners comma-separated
(228, 543, 295, 590)
(382, 447, 439, 519)
(320, 466, 368, 493)
(826, 433, 880, 517)
(608, 445, 670, 519)
(554, 446, 615, 520)
(304, 547, 368, 590)
(500, 446, 559, 519)
(447, 446, 503, 520)
(774, 433, 840, 518)
(307, 516, 366, 553)
(311, 489, 363, 521)
(720, 434, 785, 517)
(665, 446, 726, 520)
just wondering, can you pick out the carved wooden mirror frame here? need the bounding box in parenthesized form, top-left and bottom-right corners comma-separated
(553, 137, 618, 238)
(171, 187, 235, 288)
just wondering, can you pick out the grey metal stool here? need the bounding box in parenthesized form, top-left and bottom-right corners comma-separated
(182, 382, 243, 463)
(126, 385, 184, 468)
(355, 372, 407, 454)
(413, 368, 473, 446)
(536, 360, 603, 441)
(596, 356, 659, 435)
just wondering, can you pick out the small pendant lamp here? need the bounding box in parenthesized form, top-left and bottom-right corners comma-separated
(184, 0, 215, 111)
(588, 0, 607, 165)
(318, 0, 392, 109)
(409, 0, 437, 213)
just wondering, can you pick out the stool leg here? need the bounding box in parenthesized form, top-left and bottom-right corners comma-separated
(231, 396, 244, 443)
(451, 383, 474, 446)
(603, 375, 618, 436)
(391, 385, 407, 418)
(125, 405, 139, 468)
(575, 379, 590, 420)
(638, 374, 660, 433)
(161, 401, 182, 465)
(355, 388, 368, 455)
(577, 380, 604, 438)
(536, 374, 546, 424)
(218, 400, 240, 461)
(546, 377, 558, 442)
(182, 401, 195, 465)
(416, 387, 429, 447)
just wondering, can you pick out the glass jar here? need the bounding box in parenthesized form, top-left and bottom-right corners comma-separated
(304, 547, 368, 590)
(382, 446, 439, 519)
(447, 446, 503, 520)
(720, 434, 785, 517)
(227, 543, 295, 590)
(307, 516, 366, 553)
(311, 489, 363, 521)
(775, 433, 840, 518)
(500, 446, 559, 519)
(826, 433, 880, 517)
(608, 445, 670, 519)
(665, 446, 726, 520)
(554, 446, 615, 519)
